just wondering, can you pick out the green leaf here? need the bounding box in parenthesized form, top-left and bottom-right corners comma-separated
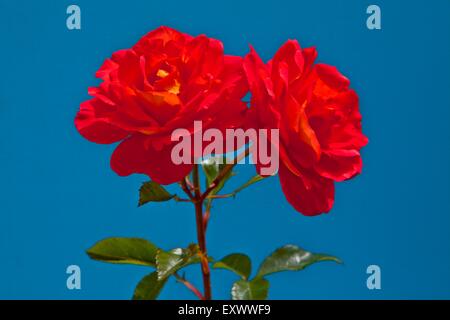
(231, 278, 269, 300)
(213, 253, 252, 280)
(257, 245, 341, 278)
(139, 181, 175, 206)
(132, 272, 168, 300)
(86, 237, 158, 267)
(202, 156, 233, 196)
(156, 244, 201, 280)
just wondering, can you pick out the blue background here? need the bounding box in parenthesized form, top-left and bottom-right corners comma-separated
(1, 0, 449, 299)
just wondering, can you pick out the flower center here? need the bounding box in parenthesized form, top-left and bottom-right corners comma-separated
(155, 68, 180, 95)
(157, 69, 169, 78)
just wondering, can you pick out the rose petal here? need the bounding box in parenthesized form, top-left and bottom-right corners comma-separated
(110, 135, 192, 184)
(133, 26, 190, 54)
(315, 149, 363, 182)
(75, 99, 128, 144)
(278, 162, 334, 216)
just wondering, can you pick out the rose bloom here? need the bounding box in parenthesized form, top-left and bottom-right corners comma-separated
(244, 40, 368, 215)
(75, 26, 247, 184)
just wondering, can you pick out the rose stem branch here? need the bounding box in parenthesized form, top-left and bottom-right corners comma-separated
(192, 164, 212, 300)
(200, 146, 251, 202)
(203, 203, 211, 231)
(185, 175, 195, 190)
(173, 196, 192, 202)
(202, 146, 252, 230)
(206, 194, 235, 199)
(180, 178, 195, 200)
(174, 273, 205, 300)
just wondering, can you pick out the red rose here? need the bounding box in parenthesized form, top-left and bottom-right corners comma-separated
(75, 26, 247, 184)
(244, 40, 368, 215)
